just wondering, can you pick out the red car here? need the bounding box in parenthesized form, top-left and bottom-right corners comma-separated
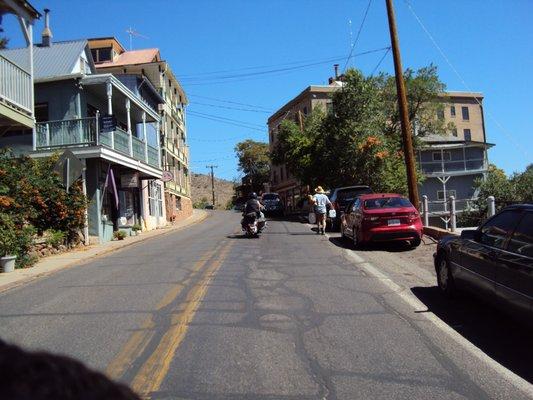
(340, 193, 423, 248)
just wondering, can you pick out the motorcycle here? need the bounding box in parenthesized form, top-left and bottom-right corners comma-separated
(241, 212, 266, 237)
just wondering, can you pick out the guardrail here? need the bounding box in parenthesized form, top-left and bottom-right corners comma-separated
(36, 117, 160, 168)
(420, 158, 487, 175)
(0, 54, 32, 113)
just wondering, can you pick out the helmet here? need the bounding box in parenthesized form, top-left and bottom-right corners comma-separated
(249, 192, 257, 200)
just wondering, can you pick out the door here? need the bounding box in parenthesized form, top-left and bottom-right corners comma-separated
(455, 209, 521, 295)
(495, 211, 533, 316)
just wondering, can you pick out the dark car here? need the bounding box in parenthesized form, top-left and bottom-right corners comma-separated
(261, 193, 284, 217)
(341, 193, 423, 248)
(327, 185, 373, 230)
(434, 204, 533, 322)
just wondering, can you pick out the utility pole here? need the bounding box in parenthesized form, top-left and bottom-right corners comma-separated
(385, 0, 420, 210)
(206, 165, 217, 207)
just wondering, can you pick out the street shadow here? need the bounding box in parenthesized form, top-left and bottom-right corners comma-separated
(411, 286, 533, 384)
(226, 234, 259, 239)
(328, 236, 416, 253)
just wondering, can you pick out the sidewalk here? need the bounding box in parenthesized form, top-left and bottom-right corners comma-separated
(0, 209, 209, 293)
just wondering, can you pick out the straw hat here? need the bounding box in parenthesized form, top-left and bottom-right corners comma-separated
(315, 186, 325, 194)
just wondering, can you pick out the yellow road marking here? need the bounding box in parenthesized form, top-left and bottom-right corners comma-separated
(130, 241, 234, 397)
(106, 243, 224, 380)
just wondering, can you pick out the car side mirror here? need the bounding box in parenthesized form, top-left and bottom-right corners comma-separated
(461, 229, 480, 241)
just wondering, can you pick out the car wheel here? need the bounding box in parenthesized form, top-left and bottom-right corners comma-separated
(436, 254, 456, 297)
(410, 237, 421, 248)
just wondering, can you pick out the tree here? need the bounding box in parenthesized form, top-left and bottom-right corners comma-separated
(0, 37, 8, 49)
(234, 139, 270, 194)
(272, 66, 451, 194)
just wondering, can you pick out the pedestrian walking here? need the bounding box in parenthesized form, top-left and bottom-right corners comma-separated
(310, 186, 331, 235)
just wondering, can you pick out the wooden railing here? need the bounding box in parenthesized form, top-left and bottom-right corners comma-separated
(0, 54, 32, 113)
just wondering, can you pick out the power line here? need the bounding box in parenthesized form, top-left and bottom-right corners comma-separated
(403, 0, 529, 158)
(342, 0, 374, 73)
(189, 101, 272, 114)
(187, 110, 265, 128)
(181, 47, 390, 85)
(370, 47, 391, 76)
(187, 111, 266, 133)
(187, 94, 273, 112)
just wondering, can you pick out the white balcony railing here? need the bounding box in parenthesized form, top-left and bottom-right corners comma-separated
(419, 158, 488, 176)
(0, 54, 32, 113)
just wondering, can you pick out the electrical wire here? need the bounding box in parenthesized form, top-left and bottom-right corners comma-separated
(370, 47, 391, 76)
(342, 0, 374, 73)
(187, 110, 265, 128)
(187, 112, 267, 134)
(187, 94, 273, 112)
(404, 0, 529, 158)
(189, 101, 272, 114)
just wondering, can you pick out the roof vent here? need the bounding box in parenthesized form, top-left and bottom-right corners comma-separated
(41, 8, 52, 47)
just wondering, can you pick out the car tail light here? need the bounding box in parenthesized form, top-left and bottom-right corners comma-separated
(408, 212, 419, 223)
(332, 201, 339, 211)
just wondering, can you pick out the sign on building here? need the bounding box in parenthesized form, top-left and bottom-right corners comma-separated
(100, 115, 117, 133)
(120, 173, 139, 188)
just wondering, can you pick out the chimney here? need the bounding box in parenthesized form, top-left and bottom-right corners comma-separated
(333, 64, 339, 80)
(41, 8, 52, 47)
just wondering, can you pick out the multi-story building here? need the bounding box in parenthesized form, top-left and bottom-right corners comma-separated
(268, 81, 342, 210)
(0, 0, 40, 132)
(417, 92, 493, 226)
(0, 13, 166, 243)
(268, 80, 492, 226)
(87, 38, 192, 223)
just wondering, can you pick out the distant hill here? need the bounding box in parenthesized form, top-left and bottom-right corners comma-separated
(190, 173, 236, 209)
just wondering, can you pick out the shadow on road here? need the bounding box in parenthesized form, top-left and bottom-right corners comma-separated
(328, 236, 416, 253)
(411, 286, 533, 384)
(226, 234, 259, 239)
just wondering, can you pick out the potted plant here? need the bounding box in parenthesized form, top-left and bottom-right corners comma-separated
(0, 214, 18, 273)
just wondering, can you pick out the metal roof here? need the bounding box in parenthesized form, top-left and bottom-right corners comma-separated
(0, 39, 88, 79)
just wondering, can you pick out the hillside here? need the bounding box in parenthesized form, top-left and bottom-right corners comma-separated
(190, 173, 236, 209)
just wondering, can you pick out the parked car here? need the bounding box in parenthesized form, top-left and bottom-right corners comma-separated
(327, 185, 373, 230)
(434, 204, 533, 322)
(340, 193, 423, 248)
(261, 193, 284, 217)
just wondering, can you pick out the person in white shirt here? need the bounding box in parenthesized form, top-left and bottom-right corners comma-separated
(310, 186, 331, 235)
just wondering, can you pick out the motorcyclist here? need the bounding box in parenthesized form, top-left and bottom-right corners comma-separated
(242, 192, 265, 233)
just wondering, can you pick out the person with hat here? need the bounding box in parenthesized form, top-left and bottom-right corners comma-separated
(310, 186, 331, 235)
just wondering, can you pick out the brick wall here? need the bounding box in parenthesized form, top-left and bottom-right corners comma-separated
(165, 192, 192, 223)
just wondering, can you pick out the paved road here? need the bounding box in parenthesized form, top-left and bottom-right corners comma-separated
(0, 211, 531, 399)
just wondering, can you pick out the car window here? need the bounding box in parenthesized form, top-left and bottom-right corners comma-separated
(507, 212, 533, 257)
(480, 210, 521, 249)
(262, 194, 280, 201)
(336, 188, 372, 202)
(363, 197, 412, 209)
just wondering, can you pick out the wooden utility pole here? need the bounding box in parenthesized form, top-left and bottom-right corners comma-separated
(385, 0, 420, 209)
(206, 165, 218, 207)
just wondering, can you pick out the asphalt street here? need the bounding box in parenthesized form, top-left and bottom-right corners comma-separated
(0, 211, 531, 399)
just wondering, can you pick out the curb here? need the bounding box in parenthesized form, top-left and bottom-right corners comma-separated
(0, 211, 210, 294)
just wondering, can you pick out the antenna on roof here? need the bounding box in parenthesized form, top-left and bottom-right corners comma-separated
(126, 27, 149, 50)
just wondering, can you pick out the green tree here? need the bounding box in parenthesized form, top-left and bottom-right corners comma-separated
(234, 139, 270, 193)
(272, 66, 450, 194)
(0, 37, 8, 49)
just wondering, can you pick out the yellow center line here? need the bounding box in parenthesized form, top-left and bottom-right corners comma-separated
(130, 240, 234, 397)
(105, 242, 225, 380)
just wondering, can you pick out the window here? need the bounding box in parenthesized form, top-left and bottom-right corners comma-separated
(437, 190, 456, 200)
(34, 103, 49, 122)
(452, 128, 458, 137)
(176, 196, 182, 211)
(433, 151, 451, 161)
(437, 109, 444, 120)
(364, 197, 413, 209)
(507, 212, 533, 257)
(90, 49, 98, 62)
(303, 106, 308, 115)
(464, 129, 472, 141)
(480, 210, 521, 249)
(450, 106, 456, 117)
(148, 181, 163, 217)
(461, 106, 470, 120)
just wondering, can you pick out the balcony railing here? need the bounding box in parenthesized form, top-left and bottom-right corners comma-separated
(0, 54, 32, 113)
(419, 158, 487, 175)
(36, 117, 160, 169)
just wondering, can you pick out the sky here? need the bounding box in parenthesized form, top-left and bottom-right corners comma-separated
(3, 0, 532, 181)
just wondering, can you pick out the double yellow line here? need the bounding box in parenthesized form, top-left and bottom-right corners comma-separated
(106, 240, 234, 397)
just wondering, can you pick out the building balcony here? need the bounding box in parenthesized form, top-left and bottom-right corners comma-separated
(0, 54, 33, 128)
(419, 158, 488, 177)
(35, 117, 160, 171)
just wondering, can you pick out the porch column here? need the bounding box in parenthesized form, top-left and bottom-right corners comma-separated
(156, 120, 162, 168)
(81, 159, 89, 245)
(142, 112, 148, 163)
(126, 98, 132, 156)
(106, 80, 114, 149)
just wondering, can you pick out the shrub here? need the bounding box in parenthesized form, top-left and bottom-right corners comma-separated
(0, 213, 35, 268)
(132, 224, 142, 232)
(45, 229, 66, 248)
(113, 230, 127, 240)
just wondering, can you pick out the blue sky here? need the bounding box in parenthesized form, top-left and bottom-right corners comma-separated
(4, 0, 532, 181)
